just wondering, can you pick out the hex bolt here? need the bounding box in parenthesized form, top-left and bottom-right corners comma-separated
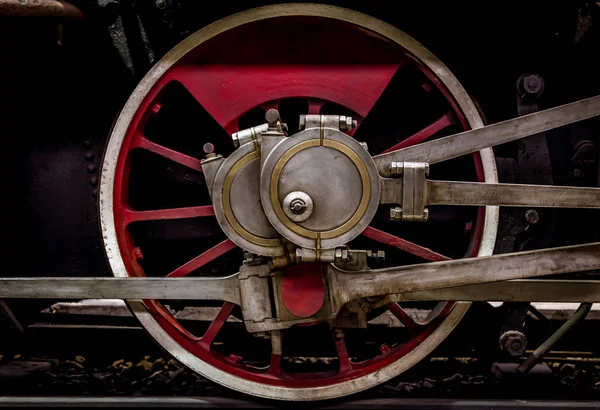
(390, 162, 404, 175)
(265, 109, 280, 126)
(519, 73, 544, 100)
(525, 209, 540, 225)
(339, 116, 356, 131)
(155, 0, 166, 9)
(84, 152, 94, 162)
(359, 141, 369, 152)
(90, 176, 98, 187)
(499, 330, 527, 357)
(87, 164, 97, 174)
(422, 208, 430, 221)
(390, 207, 403, 220)
(83, 140, 93, 149)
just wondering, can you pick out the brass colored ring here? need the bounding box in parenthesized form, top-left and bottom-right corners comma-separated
(223, 151, 281, 247)
(269, 138, 371, 240)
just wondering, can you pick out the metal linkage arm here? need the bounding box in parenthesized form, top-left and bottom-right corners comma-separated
(327, 242, 600, 313)
(0, 275, 241, 305)
(376, 280, 600, 306)
(374, 95, 600, 176)
(427, 180, 600, 208)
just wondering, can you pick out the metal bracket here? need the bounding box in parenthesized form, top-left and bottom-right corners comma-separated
(389, 161, 429, 221)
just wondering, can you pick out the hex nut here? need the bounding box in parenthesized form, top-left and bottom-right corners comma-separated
(390, 207, 403, 220)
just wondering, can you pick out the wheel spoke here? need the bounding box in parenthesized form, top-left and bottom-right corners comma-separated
(386, 302, 417, 330)
(428, 180, 600, 209)
(268, 330, 283, 376)
(333, 329, 352, 374)
(374, 95, 600, 175)
(198, 302, 236, 348)
(362, 226, 450, 262)
(123, 205, 215, 225)
(169, 64, 401, 131)
(380, 112, 456, 154)
(132, 134, 203, 173)
(166, 239, 237, 278)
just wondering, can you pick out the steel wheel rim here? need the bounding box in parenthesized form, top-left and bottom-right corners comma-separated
(99, 3, 499, 401)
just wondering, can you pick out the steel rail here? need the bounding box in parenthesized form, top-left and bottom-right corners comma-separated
(427, 180, 600, 208)
(374, 95, 600, 176)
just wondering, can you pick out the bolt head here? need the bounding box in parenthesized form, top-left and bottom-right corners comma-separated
(520, 74, 544, 98)
(525, 209, 540, 224)
(265, 109, 280, 126)
(203, 142, 215, 155)
(500, 331, 528, 357)
(290, 199, 307, 215)
(390, 207, 403, 220)
(339, 116, 355, 132)
(390, 162, 404, 175)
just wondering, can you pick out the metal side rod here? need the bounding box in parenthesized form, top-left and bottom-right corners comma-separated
(374, 95, 600, 176)
(427, 180, 600, 208)
(329, 242, 600, 309)
(0, 275, 241, 305)
(377, 280, 600, 306)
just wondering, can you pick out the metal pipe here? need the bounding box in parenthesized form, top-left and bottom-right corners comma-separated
(0, 0, 83, 18)
(517, 302, 592, 373)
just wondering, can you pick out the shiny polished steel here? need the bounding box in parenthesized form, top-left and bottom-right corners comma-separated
(374, 95, 600, 176)
(231, 123, 269, 148)
(260, 123, 381, 250)
(282, 191, 314, 222)
(209, 141, 284, 256)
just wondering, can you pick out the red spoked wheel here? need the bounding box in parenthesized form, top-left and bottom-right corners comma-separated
(99, 4, 498, 401)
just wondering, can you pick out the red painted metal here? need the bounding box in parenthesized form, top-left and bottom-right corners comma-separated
(123, 205, 215, 225)
(380, 112, 456, 154)
(280, 263, 325, 318)
(198, 302, 236, 349)
(166, 239, 236, 278)
(361, 226, 450, 262)
(110, 16, 488, 388)
(132, 133, 203, 172)
(168, 64, 400, 135)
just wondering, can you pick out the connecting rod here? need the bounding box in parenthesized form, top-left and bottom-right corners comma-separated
(374, 95, 600, 176)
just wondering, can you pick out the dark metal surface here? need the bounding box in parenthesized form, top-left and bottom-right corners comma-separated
(1, 397, 600, 409)
(0, 0, 82, 18)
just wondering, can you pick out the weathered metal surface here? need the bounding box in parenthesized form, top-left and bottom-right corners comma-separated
(381, 280, 600, 304)
(329, 242, 600, 309)
(3, 244, 600, 308)
(374, 95, 600, 176)
(427, 180, 600, 208)
(0, 0, 82, 18)
(0, 276, 241, 305)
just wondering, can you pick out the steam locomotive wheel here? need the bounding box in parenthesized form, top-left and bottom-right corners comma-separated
(99, 4, 499, 401)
